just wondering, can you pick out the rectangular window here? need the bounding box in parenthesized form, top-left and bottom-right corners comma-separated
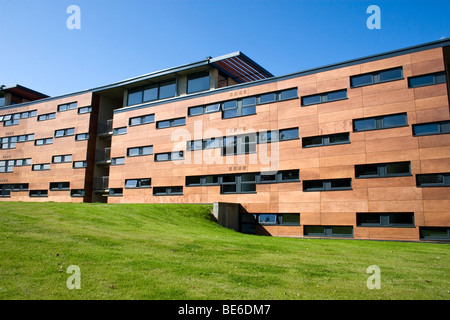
(111, 157, 125, 165)
(355, 161, 411, 178)
(303, 132, 350, 148)
(55, 127, 75, 138)
(109, 188, 123, 196)
(49, 182, 70, 191)
(412, 120, 450, 136)
(416, 173, 450, 187)
(222, 133, 257, 156)
(32, 163, 51, 171)
(222, 98, 256, 119)
(419, 227, 450, 241)
(279, 127, 299, 141)
(57, 102, 77, 112)
(127, 145, 153, 157)
(353, 113, 407, 132)
(350, 67, 403, 88)
(10, 183, 29, 191)
(125, 178, 151, 189)
(73, 161, 87, 169)
(408, 71, 446, 88)
(301, 89, 347, 106)
(34, 138, 53, 146)
(71, 189, 85, 197)
(257, 169, 300, 184)
(38, 112, 56, 121)
(127, 80, 176, 106)
(220, 173, 256, 194)
(52, 155, 72, 163)
(304, 225, 353, 238)
(75, 133, 89, 141)
(78, 106, 92, 114)
(156, 117, 185, 129)
(303, 178, 352, 191)
(129, 114, 155, 126)
(187, 72, 210, 93)
(113, 127, 127, 135)
(357, 212, 415, 227)
(152, 186, 183, 196)
(29, 190, 48, 197)
(188, 103, 221, 116)
(155, 151, 184, 162)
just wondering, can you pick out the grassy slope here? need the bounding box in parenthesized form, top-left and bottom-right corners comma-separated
(0, 202, 448, 300)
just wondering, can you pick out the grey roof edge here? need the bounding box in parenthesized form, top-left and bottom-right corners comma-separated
(2, 37, 449, 113)
(114, 37, 450, 114)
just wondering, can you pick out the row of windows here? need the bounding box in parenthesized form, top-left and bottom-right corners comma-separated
(0, 182, 84, 197)
(0, 110, 37, 127)
(108, 186, 183, 197)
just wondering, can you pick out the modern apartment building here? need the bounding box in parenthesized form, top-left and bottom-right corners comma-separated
(1, 39, 450, 241)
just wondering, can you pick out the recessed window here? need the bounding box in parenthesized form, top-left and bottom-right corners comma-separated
(113, 127, 127, 135)
(73, 161, 87, 169)
(129, 114, 155, 126)
(156, 117, 185, 129)
(419, 227, 450, 241)
(125, 178, 151, 189)
(29, 190, 48, 197)
(408, 71, 446, 88)
(304, 226, 353, 238)
(220, 173, 256, 194)
(155, 151, 184, 162)
(303, 178, 352, 191)
(357, 212, 415, 227)
(111, 157, 125, 165)
(127, 80, 176, 106)
(71, 189, 85, 197)
(78, 106, 92, 114)
(152, 186, 183, 196)
(57, 102, 77, 112)
(301, 89, 347, 106)
(75, 133, 89, 141)
(55, 128, 75, 138)
(353, 113, 407, 132)
(32, 163, 51, 171)
(34, 138, 53, 146)
(350, 67, 403, 88)
(127, 146, 153, 157)
(52, 155, 72, 163)
(49, 182, 70, 191)
(222, 134, 257, 156)
(355, 161, 411, 178)
(37, 113, 56, 121)
(10, 183, 29, 191)
(303, 132, 350, 148)
(187, 72, 210, 93)
(109, 188, 123, 196)
(279, 128, 299, 141)
(416, 173, 450, 187)
(412, 120, 450, 136)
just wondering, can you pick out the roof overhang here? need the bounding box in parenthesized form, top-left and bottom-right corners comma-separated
(0, 84, 49, 100)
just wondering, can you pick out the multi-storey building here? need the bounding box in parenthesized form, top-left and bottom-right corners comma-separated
(1, 39, 450, 241)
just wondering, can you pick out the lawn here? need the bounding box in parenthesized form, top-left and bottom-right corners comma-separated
(0, 202, 448, 300)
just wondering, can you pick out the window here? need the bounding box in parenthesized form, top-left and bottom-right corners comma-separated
(127, 80, 176, 105)
(111, 157, 125, 165)
(304, 226, 353, 238)
(303, 132, 350, 148)
(52, 155, 72, 163)
(220, 173, 256, 194)
(156, 117, 185, 129)
(34, 138, 53, 146)
(186, 175, 220, 187)
(152, 186, 183, 196)
(29, 190, 48, 197)
(127, 146, 153, 157)
(357, 212, 415, 227)
(257, 170, 300, 184)
(280, 88, 298, 101)
(412, 120, 450, 136)
(113, 127, 127, 135)
(355, 161, 411, 178)
(408, 71, 446, 88)
(71, 189, 85, 197)
(188, 103, 221, 116)
(109, 188, 123, 196)
(155, 151, 184, 162)
(222, 134, 257, 156)
(55, 128, 75, 138)
(222, 98, 256, 119)
(125, 178, 151, 188)
(187, 72, 210, 93)
(32, 163, 50, 171)
(12, 158, 32, 167)
(73, 161, 87, 169)
(350, 67, 403, 88)
(57, 102, 77, 112)
(254, 213, 300, 226)
(129, 114, 155, 126)
(75, 133, 89, 141)
(0, 161, 14, 173)
(301, 89, 347, 106)
(419, 227, 450, 241)
(303, 178, 352, 192)
(49, 182, 70, 191)
(37, 113, 56, 121)
(279, 128, 299, 141)
(78, 106, 92, 114)
(0, 94, 5, 107)
(353, 113, 407, 132)
(416, 173, 450, 187)
(10, 183, 29, 191)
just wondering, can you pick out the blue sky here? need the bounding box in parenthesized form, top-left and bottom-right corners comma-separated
(1, 0, 449, 97)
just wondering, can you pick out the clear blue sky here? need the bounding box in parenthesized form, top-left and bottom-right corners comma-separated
(1, 0, 449, 97)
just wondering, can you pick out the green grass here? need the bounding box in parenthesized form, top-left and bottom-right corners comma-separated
(0, 202, 448, 300)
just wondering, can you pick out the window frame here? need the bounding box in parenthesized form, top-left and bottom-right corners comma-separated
(350, 67, 404, 88)
(353, 113, 408, 132)
(356, 212, 415, 228)
(355, 161, 411, 179)
(408, 71, 446, 88)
